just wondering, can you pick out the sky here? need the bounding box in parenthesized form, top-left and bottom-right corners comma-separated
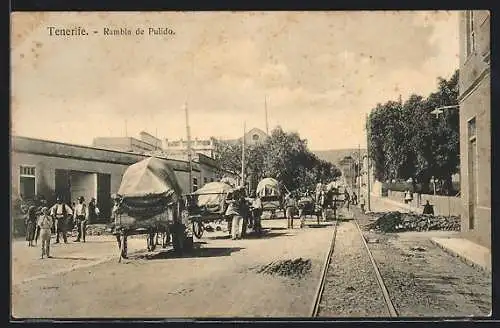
(11, 11, 459, 151)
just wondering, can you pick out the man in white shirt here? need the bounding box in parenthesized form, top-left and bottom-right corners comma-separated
(50, 197, 73, 244)
(73, 196, 87, 242)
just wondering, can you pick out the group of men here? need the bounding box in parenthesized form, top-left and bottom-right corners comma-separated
(49, 196, 100, 244)
(24, 196, 100, 258)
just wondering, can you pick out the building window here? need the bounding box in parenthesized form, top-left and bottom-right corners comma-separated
(19, 165, 36, 199)
(193, 178, 198, 192)
(252, 134, 260, 141)
(468, 117, 477, 139)
(466, 10, 475, 57)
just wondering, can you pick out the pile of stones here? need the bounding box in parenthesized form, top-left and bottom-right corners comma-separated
(257, 258, 312, 279)
(367, 211, 460, 233)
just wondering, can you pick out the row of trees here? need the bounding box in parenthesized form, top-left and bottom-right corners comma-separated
(214, 126, 342, 192)
(368, 70, 459, 195)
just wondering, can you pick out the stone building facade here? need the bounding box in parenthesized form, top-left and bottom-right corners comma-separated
(458, 10, 491, 248)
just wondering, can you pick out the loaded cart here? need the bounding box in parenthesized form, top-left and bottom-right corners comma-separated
(184, 181, 233, 239)
(256, 178, 283, 219)
(113, 157, 193, 261)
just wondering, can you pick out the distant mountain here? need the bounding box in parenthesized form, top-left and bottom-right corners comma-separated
(312, 149, 367, 165)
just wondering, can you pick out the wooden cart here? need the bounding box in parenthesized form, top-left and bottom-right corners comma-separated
(113, 157, 193, 262)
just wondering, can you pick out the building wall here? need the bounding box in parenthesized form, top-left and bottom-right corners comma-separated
(93, 136, 157, 153)
(11, 136, 220, 219)
(12, 151, 129, 206)
(458, 10, 491, 248)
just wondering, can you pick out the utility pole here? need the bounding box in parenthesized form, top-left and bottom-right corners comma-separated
(358, 143, 361, 198)
(241, 121, 246, 190)
(125, 120, 128, 137)
(265, 96, 269, 135)
(185, 102, 193, 193)
(366, 113, 371, 212)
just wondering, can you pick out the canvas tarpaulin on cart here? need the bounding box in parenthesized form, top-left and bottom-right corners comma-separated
(193, 181, 232, 213)
(256, 178, 280, 198)
(116, 157, 182, 220)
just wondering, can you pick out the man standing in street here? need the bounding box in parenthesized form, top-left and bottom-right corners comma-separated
(226, 187, 245, 240)
(284, 193, 297, 229)
(73, 196, 87, 242)
(50, 197, 73, 244)
(87, 198, 100, 224)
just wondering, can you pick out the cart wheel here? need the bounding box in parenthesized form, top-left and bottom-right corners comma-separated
(192, 221, 204, 239)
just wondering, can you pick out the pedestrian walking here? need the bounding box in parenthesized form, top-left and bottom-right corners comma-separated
(422, 200, 435, 215)
(284, 193, 297, 229)
(226, 187, 245, 240)
(37, 207, 53, 259)
(73, 196, 87, 242)
(359, 194, 366, 213)
(404, 190, 413, 204)
(87, 197, 100, 224)
(251, 193, 263, 235)
(352, 192, 358, 205)
(49, 197, 73, 244)
(24, 205, 37, 247)
(344, 190, 351, 211)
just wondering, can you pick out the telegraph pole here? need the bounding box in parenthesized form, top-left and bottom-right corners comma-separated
(358, 143, 361, 198)
(265, 96, 269, 135)
(366, 113, 371, 212)
(241, 121, 246, 189)
(185, 102, 193, 193)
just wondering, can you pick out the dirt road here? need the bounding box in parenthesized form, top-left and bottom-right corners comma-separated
(12, 218, 336, 318)
(355, 208, 492, 317)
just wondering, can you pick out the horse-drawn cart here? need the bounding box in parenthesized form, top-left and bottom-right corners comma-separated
(113, 157, 193, 261)
(185, 181, 232, 239)
(256, 178, 283, 219)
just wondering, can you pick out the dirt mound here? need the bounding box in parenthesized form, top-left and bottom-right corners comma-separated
(367, 212, 460, 233)
(85, 224, 114, 236)
(257, 258, 312, 279)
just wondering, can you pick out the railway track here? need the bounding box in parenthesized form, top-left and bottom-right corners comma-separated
(310, 213, 398, 318)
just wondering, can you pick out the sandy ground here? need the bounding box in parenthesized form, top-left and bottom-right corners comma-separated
(355, 208, 492, 317)
(12, 218, 336, 318)
(318, 220, 389, 317)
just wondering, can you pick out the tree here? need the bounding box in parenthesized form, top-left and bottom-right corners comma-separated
(213, 126, 342, 192)
(368, 69, 459, 194)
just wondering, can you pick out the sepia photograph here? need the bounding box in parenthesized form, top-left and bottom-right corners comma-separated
(10, 10, 491, 319)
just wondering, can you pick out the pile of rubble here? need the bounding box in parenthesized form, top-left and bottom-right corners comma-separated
(257, 258, 312, 279)
(84, 224, 114, 236)
(367, 211, 460, 233)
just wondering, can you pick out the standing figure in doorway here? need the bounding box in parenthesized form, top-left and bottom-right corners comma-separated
(87, 198, 100, 225)
(50, 197, 73, 244)
(73, 196, 87, 242)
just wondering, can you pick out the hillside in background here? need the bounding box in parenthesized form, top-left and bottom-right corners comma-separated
(313, 149, 367, 165)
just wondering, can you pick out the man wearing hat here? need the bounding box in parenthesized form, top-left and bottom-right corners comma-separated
(50, 196, 73, 244)
(37, 207, 53, 258)
(73, 196, 87, 242)
(225, 186, 245, 240)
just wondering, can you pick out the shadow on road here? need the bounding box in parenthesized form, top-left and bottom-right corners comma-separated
(244, 231, 291, 239)
(49, 256, 97, 261)
(137, 246, 245, 260)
